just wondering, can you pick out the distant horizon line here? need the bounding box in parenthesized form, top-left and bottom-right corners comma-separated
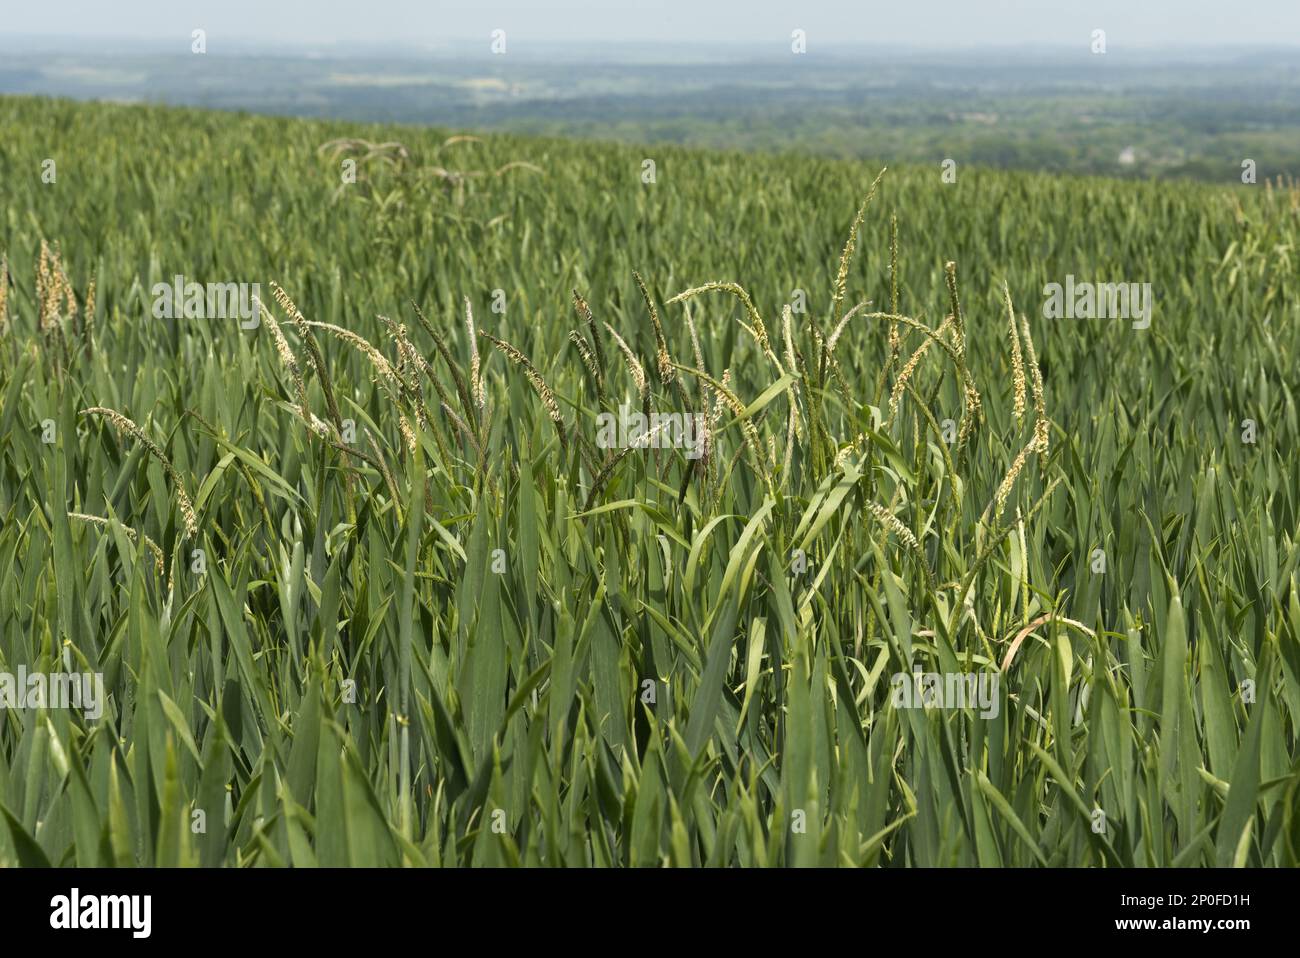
(2, 33, 1298, 57)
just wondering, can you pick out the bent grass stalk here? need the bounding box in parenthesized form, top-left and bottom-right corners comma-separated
(80, 406, 198, 539)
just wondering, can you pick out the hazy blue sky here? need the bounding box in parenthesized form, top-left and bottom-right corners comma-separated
(2, 0, 1297, 49)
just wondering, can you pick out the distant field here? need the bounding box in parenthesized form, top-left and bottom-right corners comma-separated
(2, 44, 1299, 180)
(0, 95, 1297, 866)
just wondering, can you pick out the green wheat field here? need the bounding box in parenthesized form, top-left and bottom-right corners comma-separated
(0, 95, 1297, 867)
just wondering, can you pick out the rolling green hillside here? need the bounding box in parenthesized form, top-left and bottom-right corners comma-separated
(0, 95, 1297, 866)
